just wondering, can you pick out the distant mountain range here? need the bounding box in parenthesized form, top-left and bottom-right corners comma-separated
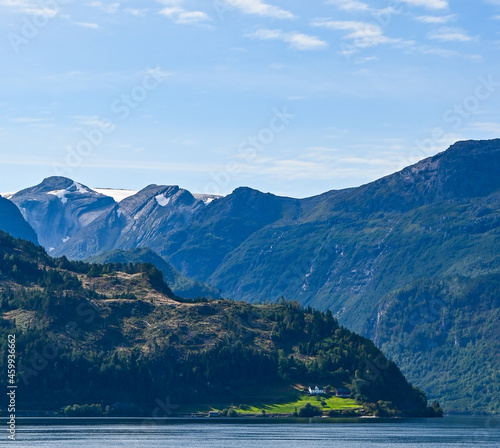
(1, 138, 499, 413)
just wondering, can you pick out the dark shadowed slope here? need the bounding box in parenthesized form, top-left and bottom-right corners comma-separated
(0, 196, 38, 244)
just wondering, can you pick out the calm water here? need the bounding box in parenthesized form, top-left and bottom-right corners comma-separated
(3, 417, 499, 447)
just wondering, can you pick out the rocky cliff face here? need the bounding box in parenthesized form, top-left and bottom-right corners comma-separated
(54, 184, 211, 259)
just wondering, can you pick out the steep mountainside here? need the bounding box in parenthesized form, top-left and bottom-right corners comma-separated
(6, 138, 500, 413)
(22, 141, 498, 331)
(10, 177, 115, 251)
(52, 184, 213, 259)
(367, 274, 500, 414)
(0, 231, 434, 417)
(0, 196, 38, 244)
(85, 248, 220, 300)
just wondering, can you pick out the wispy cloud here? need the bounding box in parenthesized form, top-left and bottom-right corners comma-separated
(73, 115, 109, 127)
(398, 0, 448, 9)
(326, 0, 370, 12)
(223, 0, 295, 19)
(74, 22, 100, 29)
(124, 8, 148, 16)
(428, 26, 475, 42)
(247, 29, 328, 50)
(10, 117, 48, 123)
(468, 121, 500, 134)
(0, 0, 62, 17)
(312, 19, 411, 50)
(326, 0, 403, 19)
(232, 152, 405, 183)
(415, 14, 456, 23)
(86, 1, 119, 14)
(417, 46, 458, 57)
(158, 1, 211, 25)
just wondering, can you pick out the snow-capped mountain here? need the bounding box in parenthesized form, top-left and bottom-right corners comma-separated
(10, 177, 115, 252)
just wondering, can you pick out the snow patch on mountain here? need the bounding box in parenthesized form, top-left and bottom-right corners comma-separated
(0, 192, 15, 200)
(94, 189, 137, 202)
(155, 194, 171, 207)
(47, 182, 91, 204)
(192, 194, 222, 205)
(48, 189, 69, 204)
(74, 182, 90, 194)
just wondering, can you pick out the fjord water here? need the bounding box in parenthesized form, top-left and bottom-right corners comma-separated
(10, 417, 500, 447)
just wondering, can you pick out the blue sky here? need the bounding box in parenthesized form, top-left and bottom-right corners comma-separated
(0, 0, 499, 198)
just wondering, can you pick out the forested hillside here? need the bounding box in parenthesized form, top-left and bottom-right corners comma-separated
(368, 275, 500, 414)
(0, 231, 434, 417)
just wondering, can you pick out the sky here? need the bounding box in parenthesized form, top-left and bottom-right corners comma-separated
(0, 0, 499, 198)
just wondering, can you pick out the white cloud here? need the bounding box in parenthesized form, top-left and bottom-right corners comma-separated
(415, 14, 456, 23)
(124, 8, 148, 16)
(398, 0, 448, 9)
(0, 0, 61, 17)
(247, 29, 328, 50)
(74, 22, 100, 29)
(176, 10, 210, 24)
(223, 0, 294, 19)
(10, 117, 48, 123)
(312, 19, 410, 49)
(73, 116, 108, 127)
(158, 1, 210, 25)
(144, 67, 172, 81)
(232, 153, 406, 183)
(326, 0, 370, 12)
(86, 1, 119, 14)
(469, 122, 500, 133)
(428, 27, 474, 42)
(419, 46, 458, 57)
(327, 0, 401, 18)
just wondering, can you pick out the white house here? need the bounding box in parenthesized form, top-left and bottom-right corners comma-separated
(308, 386, 324, 395)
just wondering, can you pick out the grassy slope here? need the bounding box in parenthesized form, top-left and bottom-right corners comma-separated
(180, 395, 360, 415)
(235, 395, 360, 415)
(85, 248, 220, 300)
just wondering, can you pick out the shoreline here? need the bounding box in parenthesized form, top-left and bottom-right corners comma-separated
(0, 415, 473, 426)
